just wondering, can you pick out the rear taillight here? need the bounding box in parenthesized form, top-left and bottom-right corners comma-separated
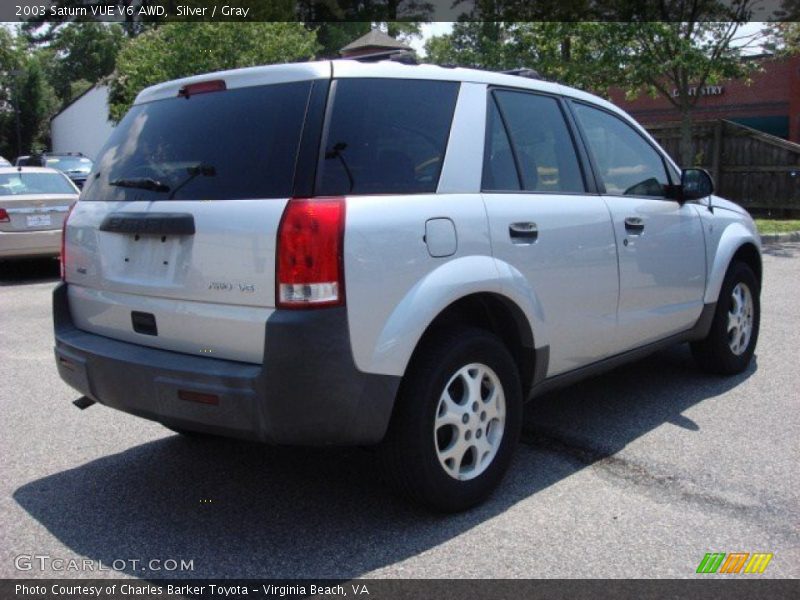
(276, 197, 345, 308)
(60, 202, 76, 281)
(0, 208, 9, 223)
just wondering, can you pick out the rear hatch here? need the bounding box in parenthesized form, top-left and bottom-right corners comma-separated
(64, 67, 329, 364)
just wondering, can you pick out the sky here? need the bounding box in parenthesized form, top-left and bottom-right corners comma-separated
(409, 22, 454, 56)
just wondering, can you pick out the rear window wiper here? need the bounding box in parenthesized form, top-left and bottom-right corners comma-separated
(108, 177, 170, 193)
(325, 142, 354, 193)
(169, 164, 215, 199)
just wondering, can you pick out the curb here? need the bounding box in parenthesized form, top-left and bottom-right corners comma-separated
(760, 231, 800, 244)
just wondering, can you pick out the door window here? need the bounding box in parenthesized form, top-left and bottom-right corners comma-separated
(483, 90, 585, 193)
(483, 99, 521, 190)
(573, 103, 670, 197)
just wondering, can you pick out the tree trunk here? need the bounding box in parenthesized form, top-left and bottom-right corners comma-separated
(679, 107, 694, 167)
(561, 36, 571, 62)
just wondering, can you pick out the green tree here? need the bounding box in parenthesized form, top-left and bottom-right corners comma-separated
(1, 29, 58, 159)
(12, 54, 60, 155)
(424, 21, 624, 89)
(0, 28, 24, 159)
(108, 22, 318, 122)
(42, 23, 125, 105)
(509, 23, 631, 92)
(297, 0, 429, 57)
(426, 12, 762, 166)
(297, 0, 432, 22)
(617, 19, 759, 165)
(424, 22, 518, 70)
(312, 23, 373, 59)
(763, 22, 800, 55)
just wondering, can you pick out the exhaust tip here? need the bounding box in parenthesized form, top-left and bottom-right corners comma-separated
(72, 396, 96, 410)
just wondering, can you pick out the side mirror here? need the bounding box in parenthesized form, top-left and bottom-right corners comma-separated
(680, 168, 714, 201)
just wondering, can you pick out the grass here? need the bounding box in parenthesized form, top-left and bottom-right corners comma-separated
(754, 219, 800, 234)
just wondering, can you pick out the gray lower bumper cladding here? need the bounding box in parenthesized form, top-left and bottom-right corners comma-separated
(53, 284, 400, 445)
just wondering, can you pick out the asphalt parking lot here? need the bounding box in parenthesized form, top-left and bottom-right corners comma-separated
(0, 245, 798, 580)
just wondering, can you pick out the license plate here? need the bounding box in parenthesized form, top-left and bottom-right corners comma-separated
(26, 214, 51, 227)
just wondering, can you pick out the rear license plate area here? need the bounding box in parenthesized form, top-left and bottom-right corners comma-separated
(27, 214, 51, 227)
(105, 233, 184, 283)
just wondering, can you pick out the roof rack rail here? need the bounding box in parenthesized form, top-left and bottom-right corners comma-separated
(501, 68, 542, 80)
(344, 49, 418, 65)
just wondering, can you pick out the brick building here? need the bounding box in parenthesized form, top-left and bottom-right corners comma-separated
(608, 53, 800, 143)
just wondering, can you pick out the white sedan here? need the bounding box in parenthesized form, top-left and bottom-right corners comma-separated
(0, 167, 79, 260)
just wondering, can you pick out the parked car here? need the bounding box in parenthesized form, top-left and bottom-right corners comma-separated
(15, 153, 93, 189)
(0, 156, 10, 167)
(14, 155, 42, 166)
(53, 60, 761, 511)
(0, 167, 78, 260)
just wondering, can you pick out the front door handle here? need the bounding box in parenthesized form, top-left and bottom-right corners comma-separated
(624, 217, 645, 233)
(509, 222, 538, 243)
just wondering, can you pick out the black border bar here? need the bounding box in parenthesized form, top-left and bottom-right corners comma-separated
(4, 0, 800, 23)
(2, 579, 799, 600)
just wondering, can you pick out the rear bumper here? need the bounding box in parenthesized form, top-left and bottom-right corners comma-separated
(0, 228, 60, 259)
(53, 284, 400, 445)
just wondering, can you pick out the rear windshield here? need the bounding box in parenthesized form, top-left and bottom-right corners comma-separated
(46, 156, 93, 172)
(82, 81, 312, 201)
(0, 172, 76, 196)
(317, 79, 459, 195)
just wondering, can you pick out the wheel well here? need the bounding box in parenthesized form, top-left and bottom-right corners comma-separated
(415, 293, 536, 396)
(732, 243, 762, 287)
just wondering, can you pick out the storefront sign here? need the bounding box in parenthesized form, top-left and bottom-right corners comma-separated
(671, 85, 725, 97)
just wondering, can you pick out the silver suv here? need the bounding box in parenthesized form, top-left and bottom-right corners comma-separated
(54, 60, 761, 512)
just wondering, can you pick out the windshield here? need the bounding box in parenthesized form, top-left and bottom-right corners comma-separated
(82, 81, 312, 201)
(0, 172, 77, 196)
(45, 156, 93, 173)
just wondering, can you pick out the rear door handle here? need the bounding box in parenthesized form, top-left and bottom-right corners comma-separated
(624, 217, 645, 233)
(509, 222, 538, 243)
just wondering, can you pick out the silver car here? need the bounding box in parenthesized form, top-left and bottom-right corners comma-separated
(53, 60, 761, 511)
(0, 167, 78, 260)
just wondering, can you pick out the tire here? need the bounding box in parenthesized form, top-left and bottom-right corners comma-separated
(380, 327, 523, 512)
(691, 261, 760, 375)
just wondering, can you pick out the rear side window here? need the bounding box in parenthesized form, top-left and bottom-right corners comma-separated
(82, 81, 313, 201)
(484, 90, 585, 193)
(483, 99, 520, 190)
(317, 79, 459, 196)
